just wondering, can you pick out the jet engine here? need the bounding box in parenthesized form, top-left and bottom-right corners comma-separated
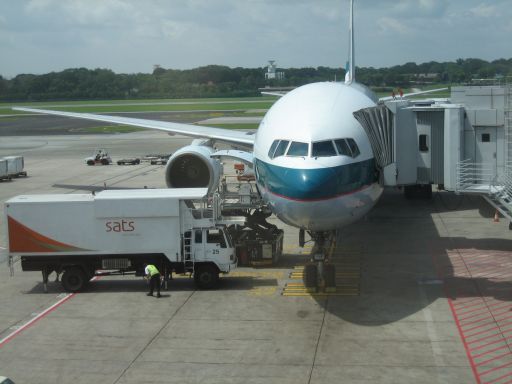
(165, 145, 221, 192)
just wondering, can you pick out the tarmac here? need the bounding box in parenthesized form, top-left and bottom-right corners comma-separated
(0, 128, 511, 383)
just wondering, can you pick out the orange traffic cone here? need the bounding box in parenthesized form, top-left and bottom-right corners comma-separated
(493, 210, 500, 223)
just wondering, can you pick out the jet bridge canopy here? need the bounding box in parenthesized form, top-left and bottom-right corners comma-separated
(353, 104, 394, 170)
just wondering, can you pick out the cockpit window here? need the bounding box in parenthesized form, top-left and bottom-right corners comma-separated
(273, 140, 289, 158)
(334, 139, 352, 157)
(346, 138, 360, 157)
(286, 141, 309, 157)
(312, 140, 337, 157)
(268, 140, 279, 158)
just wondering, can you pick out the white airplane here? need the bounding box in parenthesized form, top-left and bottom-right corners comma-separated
(13, 0, 445, 283)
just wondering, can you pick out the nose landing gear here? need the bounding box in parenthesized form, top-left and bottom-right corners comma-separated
(302, 231, 337, 292)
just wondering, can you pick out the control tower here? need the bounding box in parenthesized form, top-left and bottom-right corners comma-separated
(265, 60, 285, 80)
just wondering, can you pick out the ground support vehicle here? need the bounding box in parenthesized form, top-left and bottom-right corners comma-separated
(149, 154, 171, 165)
(2, 156, 27, 178)
(117, 157, 141, 165)
(0, 159, 11, 181)
(228, 223, 283, 267)
(85, 149, 112, 165)
(5, 188, 236, 292)
(216, 180, 284, 267)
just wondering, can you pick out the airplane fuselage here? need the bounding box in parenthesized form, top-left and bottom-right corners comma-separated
(253, 81, 383, 231)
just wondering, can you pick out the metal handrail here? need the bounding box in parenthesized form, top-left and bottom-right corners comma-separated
(456, 159, 496, 193)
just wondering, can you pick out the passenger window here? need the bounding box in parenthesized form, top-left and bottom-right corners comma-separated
(194, 229, 202, 243)
(207, 229, 226, 248)
(334, 139, 352, 157)
(312, 140, 337, 157)
(346, 138, 360, 157)
(268, 140, 279, 158)
(273, 140, 289, 158)
(287, 141, 308, 157)
(419, 134, 429, 152)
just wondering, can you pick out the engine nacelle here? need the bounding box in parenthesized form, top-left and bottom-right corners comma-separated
(165, 145, 221, 192)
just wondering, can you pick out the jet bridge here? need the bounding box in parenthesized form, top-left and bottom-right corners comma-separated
(354, 84, 512, 223)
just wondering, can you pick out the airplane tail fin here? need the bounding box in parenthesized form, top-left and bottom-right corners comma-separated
(344, 0, 355, 84)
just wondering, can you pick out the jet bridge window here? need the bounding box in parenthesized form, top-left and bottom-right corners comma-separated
(286, 141, 309, 157)
(419, 134, 429, 152)
(334, 139, 352, 157)
(312, 140, 337, 157)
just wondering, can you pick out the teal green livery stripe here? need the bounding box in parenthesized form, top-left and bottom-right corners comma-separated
(254, 158, 378, 201)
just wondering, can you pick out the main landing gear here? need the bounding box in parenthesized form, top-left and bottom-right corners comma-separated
(301, 230, 337, 292)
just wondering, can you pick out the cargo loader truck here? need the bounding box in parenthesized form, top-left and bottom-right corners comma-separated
(5, 188, 236, 292)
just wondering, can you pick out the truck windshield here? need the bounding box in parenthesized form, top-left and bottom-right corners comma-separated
(207, 229, 226, 248)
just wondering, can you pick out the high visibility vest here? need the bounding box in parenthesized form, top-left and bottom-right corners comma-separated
(146, 264, 160, 277)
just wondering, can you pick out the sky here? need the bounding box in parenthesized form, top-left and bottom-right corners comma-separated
(1, 0, 511, 78)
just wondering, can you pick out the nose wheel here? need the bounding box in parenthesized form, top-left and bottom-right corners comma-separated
(303, 231, 337, 292)
(303, 262, 336, 292)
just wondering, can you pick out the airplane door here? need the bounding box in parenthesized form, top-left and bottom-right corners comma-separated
(475, 127, 497, 178)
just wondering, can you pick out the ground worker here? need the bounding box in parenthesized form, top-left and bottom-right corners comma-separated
(144, 263, 161, 298)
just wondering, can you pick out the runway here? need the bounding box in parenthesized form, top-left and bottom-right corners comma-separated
(0, 123, 511, 383)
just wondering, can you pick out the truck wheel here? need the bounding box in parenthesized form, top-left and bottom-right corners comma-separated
(61, 267, 86, 292)
(194, 265, 219, 290)
(117, 161, 122, 165)
(136, 159, 140, 164)
(87, 160, 94, 166)
(101, 159, 109, 165)
(304, 264, 318, 289)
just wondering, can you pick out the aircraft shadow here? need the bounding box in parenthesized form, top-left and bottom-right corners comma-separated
(308, 188, 512, 325)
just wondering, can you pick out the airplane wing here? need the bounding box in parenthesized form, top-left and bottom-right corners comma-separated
(12, 107, 255, 149)
(211, 149, 254, 167)
(378, 87, 448, 103)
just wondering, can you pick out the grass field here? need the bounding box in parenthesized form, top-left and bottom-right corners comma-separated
(0, 96, 277, 115)
(81, 125, 146, 134)
(0, 84, 453, 114)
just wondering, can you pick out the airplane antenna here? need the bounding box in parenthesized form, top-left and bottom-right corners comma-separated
(344, 0, 355, 84)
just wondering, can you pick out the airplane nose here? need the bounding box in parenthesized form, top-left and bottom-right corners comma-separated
(268, 166, 339, 201)
(294, 169, 337, 200)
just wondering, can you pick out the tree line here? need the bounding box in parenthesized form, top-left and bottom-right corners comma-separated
(1, 58, 511, 101)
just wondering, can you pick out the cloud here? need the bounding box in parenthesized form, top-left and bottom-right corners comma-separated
(469, 3, 498, 18)
(393, 0, 448, 18)
(377, 17, 410, 35)
(25, 0, 144, 29)
(0, 0, 511, 78)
